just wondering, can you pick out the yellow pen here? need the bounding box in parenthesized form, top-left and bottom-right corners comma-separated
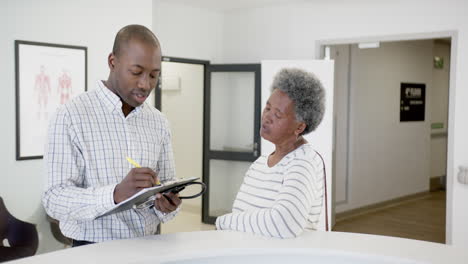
(126, 157, 161, 185)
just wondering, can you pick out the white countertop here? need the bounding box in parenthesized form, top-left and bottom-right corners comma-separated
(10, 230, 468, 264)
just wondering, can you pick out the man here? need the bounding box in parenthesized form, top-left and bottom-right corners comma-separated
(42, 24, 181, 247)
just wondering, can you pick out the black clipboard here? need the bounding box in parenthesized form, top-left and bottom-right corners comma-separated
(96, 177, 203, 219)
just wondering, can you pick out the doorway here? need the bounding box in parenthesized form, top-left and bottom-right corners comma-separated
(319, 33, 455, 243)
(202, 64, 262, 224)
(154, 57, 211, 233)
(154, 58, 263, 227)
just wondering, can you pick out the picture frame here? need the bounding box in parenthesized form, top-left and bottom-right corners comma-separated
(15, 40, 87, 160)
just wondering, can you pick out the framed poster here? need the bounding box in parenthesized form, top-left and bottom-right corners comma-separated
(400, 82, 426, 122)
(15, 40, 87, 160)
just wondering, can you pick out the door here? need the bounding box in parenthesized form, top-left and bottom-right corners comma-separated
(202, 64, 261, 224)
(158, 57, 208, 214)
(261, 60, 334, 231)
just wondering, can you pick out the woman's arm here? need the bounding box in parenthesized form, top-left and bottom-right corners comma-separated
(216, 158, 324, 238)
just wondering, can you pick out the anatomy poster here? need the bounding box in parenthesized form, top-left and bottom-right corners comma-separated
(15, 40, 87, 160)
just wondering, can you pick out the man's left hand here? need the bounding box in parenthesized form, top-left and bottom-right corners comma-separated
(154, 192, 181, 213)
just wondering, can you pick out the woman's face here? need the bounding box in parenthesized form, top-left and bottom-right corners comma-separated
(260, 89, 303, 144)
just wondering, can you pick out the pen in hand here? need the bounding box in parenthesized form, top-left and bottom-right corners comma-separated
(126, 157, 161, 185)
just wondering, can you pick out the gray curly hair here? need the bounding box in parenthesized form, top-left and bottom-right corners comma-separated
(271, 68, 325, 135)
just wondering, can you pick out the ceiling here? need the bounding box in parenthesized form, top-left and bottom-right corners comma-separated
(157, 0, 307, 12)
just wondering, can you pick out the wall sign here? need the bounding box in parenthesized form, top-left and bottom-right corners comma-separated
(400, 83, 425, 122)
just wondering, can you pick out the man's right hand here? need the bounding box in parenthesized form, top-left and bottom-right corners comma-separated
(113, 168, 158, 204)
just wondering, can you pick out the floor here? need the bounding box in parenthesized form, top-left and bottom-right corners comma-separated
(161, 191, 446, 244)
(333, 191, 446, 243)
(160, 202, 215, 234)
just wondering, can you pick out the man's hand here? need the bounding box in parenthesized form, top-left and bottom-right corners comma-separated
(154, 192, 181, 213)
(114, 168, 158, 204)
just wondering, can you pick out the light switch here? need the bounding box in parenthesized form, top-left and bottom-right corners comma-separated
(457, 166, 468, 185)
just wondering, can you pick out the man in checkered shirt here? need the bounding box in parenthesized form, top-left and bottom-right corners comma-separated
(42, 24, 181, 247)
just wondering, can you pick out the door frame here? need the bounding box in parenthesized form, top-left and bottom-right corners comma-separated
(202, 63, 262, 224)
(316, 30, 458, 243)
(155, 56, 210, 111)
(156, 56, 209, 223)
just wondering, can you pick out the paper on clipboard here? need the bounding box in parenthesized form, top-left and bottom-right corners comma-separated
(96, 177, 199, 219)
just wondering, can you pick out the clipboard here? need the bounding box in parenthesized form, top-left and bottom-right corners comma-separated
(96, 177, 204, 219)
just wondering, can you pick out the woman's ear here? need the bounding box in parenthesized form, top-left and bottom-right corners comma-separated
(295, 122, 306, 136)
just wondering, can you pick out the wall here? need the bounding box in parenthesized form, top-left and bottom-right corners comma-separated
(431, 41, 450, 178)
(330, 45, 351, 205)
(341, 40, 434, 212)
(1, 0, 153, 253)
(331, 40, 449, 210)
(220, 0, 467, 245)
(153, 1, 225, 63)
(160, 61, 204, 209)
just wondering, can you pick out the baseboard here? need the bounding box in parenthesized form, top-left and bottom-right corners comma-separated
(335, 191, 431, 223)
(430, 175, 446, 191)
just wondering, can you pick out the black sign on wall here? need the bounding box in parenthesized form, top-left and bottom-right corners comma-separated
(400, 83, 426, 122)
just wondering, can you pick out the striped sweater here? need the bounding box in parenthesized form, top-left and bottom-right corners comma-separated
(215, 143, 324, 238)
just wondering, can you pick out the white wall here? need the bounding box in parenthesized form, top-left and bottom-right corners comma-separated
(1, 0, 153, 253)
(332, 40, 448, 212)
(330, 45, 351, 205)
(220, 0, 468, 245)
(160, 61, 204, 209)
(337, 40, 434, 213)
(153, 1, 225, 63)
(431, 42, 450, 178)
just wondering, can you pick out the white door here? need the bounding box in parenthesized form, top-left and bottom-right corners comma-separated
(261, 60, 334, 231)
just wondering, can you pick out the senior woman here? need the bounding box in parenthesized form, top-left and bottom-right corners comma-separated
(215, 68, 326, 239)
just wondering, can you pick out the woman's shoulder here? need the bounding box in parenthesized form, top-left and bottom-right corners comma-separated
(287, 143, 323, 170)
(251, 155, 269, 168)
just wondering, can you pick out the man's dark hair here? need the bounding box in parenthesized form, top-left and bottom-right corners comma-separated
(112, 24, 160, 57)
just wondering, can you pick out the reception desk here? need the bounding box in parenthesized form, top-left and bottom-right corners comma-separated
(10, 230, 467, 264)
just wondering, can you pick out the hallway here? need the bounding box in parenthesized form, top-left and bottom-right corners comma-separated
(333, 191, 446, 243)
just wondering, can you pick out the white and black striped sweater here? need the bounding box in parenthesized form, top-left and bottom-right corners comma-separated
(215, 143, 324, 238)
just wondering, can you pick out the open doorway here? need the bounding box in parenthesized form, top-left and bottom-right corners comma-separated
(320, 34, 454, 243)
(154, 58, 263, 230)
(152, 57, 215, 233)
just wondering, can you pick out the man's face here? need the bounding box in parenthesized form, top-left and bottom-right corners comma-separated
(109, 39, 161, 108)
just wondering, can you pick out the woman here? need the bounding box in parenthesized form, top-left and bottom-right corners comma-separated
(215, 68, 326, 239)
